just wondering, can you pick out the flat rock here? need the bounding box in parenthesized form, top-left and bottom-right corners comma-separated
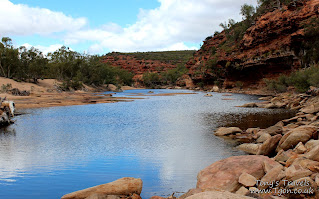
(258, 165, 284, 189)
(265, 126, 283, 136)
(238, 173, 256, 187)
(235, 187, 250, 196)
(256, 133, 271, 143)
(61, 177, 143, 199)
(278, 126, 317, 151)
(301, 102, 319, 114)
(257, 134, 282, 156)
(293, 142, 307, 154)
(305, 139, 319, 150)
(304, 145, 319, 161)
(197, 155, 280, 192)
(215, 127, 242, 136)
(285, 165, 312, 181)
(237, 143, 260, 155)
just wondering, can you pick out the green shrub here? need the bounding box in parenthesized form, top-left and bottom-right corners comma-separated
(265, 64, 319, 93)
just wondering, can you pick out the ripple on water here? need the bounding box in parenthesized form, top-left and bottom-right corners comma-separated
(0, 89, 295, 199)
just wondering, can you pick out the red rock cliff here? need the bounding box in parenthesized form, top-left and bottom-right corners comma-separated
(186, 0, 319, 88)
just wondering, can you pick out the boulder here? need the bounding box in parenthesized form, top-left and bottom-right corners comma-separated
(245, 128, 260, 135)
(274, 150, 295, 162)
(184, 191, 252, 199)
(291, 157, 319, 170)
(304, 145, 319, 161)
(61, 177, 143, 199)
(150, 197, 166, 199)
(238, 173, 257, 187)
(293, 142, 307, 154)
(265, 103, 279, 109)
(197, 155, 280, 192)
(258, 165, 284, 189)
(237, 143, 260, 155)
(286, 177, 316, 195)
(285, 165, 312, 181)
(215, 127, 242, 136)
(278, 126, 317, 151)
(257, 134, 282, 156)
(235, 187, 250, 196)
(212, 86, 220, 92)
(265, 126, 283, 136)
(256, 133, 271, 143)
(301, 102, 319, 114)
(305, 139, 319, 151)
(239, 103, 258, 108)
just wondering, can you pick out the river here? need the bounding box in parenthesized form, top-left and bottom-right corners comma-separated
(0, 89, 295, 199)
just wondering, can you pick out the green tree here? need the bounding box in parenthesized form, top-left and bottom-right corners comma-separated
(240, 4, 255, 21)
(0, 37, 20, 78)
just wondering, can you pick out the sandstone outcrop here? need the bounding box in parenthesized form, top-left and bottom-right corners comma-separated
(61, 177, 142, 199)
(196, 155, 280, 192)
(186, 0, 319, 89)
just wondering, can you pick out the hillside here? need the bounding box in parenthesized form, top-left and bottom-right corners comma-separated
(102, 51, 195, 75)
(186, 0, 319, 89)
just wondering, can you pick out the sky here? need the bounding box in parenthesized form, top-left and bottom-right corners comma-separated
(0, 0, 258, 55)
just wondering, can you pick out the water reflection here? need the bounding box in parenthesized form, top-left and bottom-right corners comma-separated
(0, 90, 295, 199)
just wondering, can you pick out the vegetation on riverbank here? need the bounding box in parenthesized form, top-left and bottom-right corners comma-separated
(106, 50, 195, 65)
(265, 64, 319, 92)
(0, 38, 134, 90)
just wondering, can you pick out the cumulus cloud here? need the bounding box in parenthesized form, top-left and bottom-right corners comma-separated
(0, 0, 87, 36)
(64, 0, 257, 53)
(21, 43, 63, 55)
(1, 0, 258, 53)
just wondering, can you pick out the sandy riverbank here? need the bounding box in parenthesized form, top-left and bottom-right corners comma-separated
(0, 78, 147, 110)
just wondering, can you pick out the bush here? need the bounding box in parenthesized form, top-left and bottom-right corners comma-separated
(265, 64, 319, 92)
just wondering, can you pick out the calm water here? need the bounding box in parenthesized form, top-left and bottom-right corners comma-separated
(0, 89, 294, 199)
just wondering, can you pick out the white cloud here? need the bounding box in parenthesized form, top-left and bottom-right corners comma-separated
(64, 0, 258, 53)
(1, 0, 258, 53)
(21, 43, 63, 55)
(0, 0, 87, 36)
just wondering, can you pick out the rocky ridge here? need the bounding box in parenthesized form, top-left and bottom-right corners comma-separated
(186, 0, 319, 88)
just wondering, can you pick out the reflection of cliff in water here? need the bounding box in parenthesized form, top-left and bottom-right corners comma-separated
(218, 110, 297, 130)
(0, 127, 16, 136)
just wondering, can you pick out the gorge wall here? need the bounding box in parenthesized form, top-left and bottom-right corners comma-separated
(186, 0, 319, 89)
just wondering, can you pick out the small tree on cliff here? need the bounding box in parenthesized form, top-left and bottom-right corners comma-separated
(240, 4, 255, 22)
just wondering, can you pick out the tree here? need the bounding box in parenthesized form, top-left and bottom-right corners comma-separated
(240, 4, 255, 21)
(0, 37, 20, 78)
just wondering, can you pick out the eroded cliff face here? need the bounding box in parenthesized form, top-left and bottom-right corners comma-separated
(103, 54, 178, 75)
(186, 0, 319, 88)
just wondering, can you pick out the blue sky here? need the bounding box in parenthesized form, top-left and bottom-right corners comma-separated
(1, 0, 257, 55)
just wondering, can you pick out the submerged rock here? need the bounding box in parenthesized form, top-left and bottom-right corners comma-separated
(215, 127, 242, 136)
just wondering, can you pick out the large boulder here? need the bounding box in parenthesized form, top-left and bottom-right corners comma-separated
(196, 155, 280, 192)
(278, 126, 318, 151)
(61, 177, 143, 199)
(215, 127, 242, 136)
(184, 191, 252, 199)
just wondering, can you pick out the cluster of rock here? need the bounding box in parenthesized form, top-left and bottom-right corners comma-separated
(62, 90, 319, 199)
(209, 92, 319, 198)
